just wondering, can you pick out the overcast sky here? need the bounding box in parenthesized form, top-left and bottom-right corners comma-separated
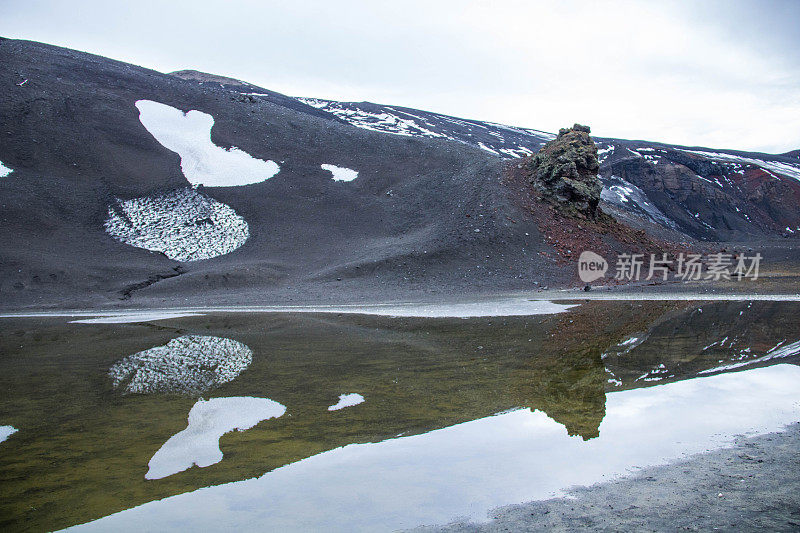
(1, 0, 798, 153)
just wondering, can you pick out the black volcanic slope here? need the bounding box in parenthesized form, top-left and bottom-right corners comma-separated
(0, 38, 565, 309)
(2, 38, 799, 309)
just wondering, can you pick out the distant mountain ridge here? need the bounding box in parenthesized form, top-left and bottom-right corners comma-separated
(288, 95, 800, 241)
(170, 68, 800, 241)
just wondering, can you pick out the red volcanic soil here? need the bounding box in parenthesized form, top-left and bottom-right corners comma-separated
(502, 161, 698, 286)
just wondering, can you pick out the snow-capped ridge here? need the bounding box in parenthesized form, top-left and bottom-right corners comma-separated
(295, 97, 552, 159)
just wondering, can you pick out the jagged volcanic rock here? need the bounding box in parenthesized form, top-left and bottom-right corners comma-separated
(525, 124, 601, 219)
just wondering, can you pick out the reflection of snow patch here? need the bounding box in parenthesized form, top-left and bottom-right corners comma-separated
(72, 312, 204, 324)
(297, 299, 577, 318)
(104, 188, 249, 261)
(136, 100, 279, 187)
(146, 397, 286, 479)
(698, 339, 800, 375)
(0, 161, 12, 178)
(109, 335, 253, 395)
(76, 365, 800, 532)
(321, 164, 358, 182)
(0, 426, 18, 443)
(328, 393, 365, 411)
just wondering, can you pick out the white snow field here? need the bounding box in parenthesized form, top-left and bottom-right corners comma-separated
(327, 393, 365, 411)
(135, 100, 280, 187)
(108, 335, 253, 395)
(146, 397, 287, 480)
(321, 164, 358, 182)
(0, 160, 12, 177)
(70, 364, 800, 532)
(0, 425, 18, 443)
(104, 188, 249, 261)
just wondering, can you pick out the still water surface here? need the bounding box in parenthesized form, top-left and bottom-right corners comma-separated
(1, 300, 798, 531)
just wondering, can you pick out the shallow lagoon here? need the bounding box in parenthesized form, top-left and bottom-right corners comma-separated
(0, 300, 799, 531)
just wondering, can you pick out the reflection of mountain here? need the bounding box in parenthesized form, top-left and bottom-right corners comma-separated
(72, 365, 800, 533)
(602, 301, 800, 389)
(0, 302, 798, 530)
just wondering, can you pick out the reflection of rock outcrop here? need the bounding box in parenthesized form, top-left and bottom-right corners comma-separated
(526, 354, 606, 440)
(512, 336, 607, 441)
(519, 301, 694, 440)
(9, 302, 797, 531)
(108, 335, 253, 394)
(104, 188, 249, 262)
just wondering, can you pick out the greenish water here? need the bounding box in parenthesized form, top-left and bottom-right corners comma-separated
(0, 300, 798, 532)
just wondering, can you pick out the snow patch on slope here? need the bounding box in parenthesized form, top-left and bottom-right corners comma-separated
(146, 396, 286, 479)
(601, 176, 676, 228)
(321, 164, 358, 182)
(597, 145, 615, 164)
(477, 142, 500, 155)
(105, 188, 249, 261)
(135, 100, 280, 187)
(0, 161, 12, 177)
(108, 335, 253, 395)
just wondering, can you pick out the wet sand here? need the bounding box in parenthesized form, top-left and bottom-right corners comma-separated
(422, 423, 800, 532)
